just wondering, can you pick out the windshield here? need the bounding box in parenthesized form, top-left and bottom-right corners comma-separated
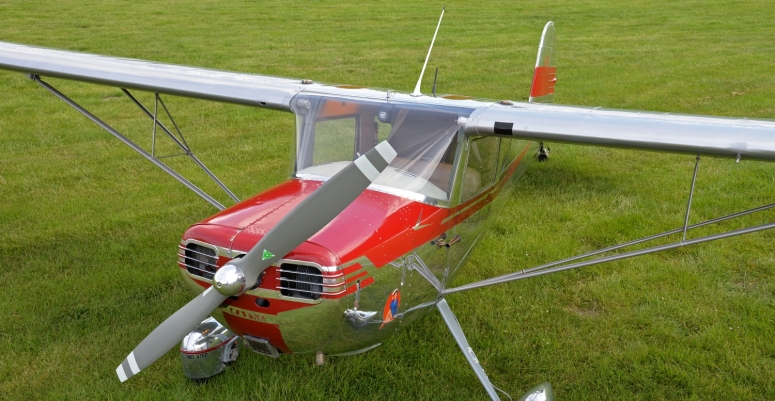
(291, 94, 473, 202)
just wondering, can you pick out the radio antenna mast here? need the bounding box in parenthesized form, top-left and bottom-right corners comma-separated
(411, 7, 445, 97)
(432, 67, 439, 97)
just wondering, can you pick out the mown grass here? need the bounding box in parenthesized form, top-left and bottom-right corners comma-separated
(1, 1, 774, 400)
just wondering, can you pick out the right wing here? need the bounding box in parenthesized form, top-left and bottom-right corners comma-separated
(474, 20, 775, 161)
(464, 101, 775, 161)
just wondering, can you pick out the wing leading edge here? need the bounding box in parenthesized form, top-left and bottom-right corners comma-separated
(465, 102, 775, 161)
(0, 41, 304, 111)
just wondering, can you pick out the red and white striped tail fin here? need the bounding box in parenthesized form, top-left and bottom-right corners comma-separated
(529, 22, 556, 103)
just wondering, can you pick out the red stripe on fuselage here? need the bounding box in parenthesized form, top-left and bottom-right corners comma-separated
(345, 270, 368, 285)
(341, 263, 364, 276)
(322, 276, 375, 299)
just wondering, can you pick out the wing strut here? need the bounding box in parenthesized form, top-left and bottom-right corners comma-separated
(682, 155, 700, 242)
(443, 153, 775, 295)
(30, 75, 226, 210)
(121, 89, 240, 203)
(443, 207, 775, 295)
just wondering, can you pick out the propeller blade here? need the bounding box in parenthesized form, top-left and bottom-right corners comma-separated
(115, 286, 227, 382)
(116, 141, 397, 382)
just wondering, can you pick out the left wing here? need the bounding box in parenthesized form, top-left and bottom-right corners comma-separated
(0, 41, 303, 111)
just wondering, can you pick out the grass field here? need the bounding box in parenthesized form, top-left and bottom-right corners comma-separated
(1, 1, 775, 400)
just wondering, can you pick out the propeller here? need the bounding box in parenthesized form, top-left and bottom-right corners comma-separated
(116, 141, 397, 382)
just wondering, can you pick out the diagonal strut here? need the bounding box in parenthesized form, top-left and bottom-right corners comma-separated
(121, 89, 240, 203)
(31, 76, 225, 210)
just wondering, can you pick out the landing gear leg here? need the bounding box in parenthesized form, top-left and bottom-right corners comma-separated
(436, 299, 554, 401)
(436, 299, 502, 400)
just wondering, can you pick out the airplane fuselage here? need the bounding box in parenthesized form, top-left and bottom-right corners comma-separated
(178, 142, 531, 356)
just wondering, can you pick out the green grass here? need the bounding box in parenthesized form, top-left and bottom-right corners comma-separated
(1, 0, 775, 400)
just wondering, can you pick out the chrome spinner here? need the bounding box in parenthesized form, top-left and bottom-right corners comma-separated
(213, 263, 246, 296)
(179, 317, 240, 380)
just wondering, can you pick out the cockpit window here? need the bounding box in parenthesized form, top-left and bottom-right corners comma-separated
(292, 95, 473, 202)
(461, 136, 500, 200)
(313, 117, 357, 165)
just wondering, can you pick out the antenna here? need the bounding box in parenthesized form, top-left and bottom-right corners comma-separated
(412, 7, 445, 97)
(432, 67, 439, 97)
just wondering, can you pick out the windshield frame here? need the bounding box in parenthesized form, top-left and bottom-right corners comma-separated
(290, 93, 475, 207)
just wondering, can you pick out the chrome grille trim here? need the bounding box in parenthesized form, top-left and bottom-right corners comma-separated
(177, 252, 219, 269)
(276, 263, 324, 300)
(182, 242, 218, 280)
(178, 245, 220, 260)
(277, 277, 344, 288)
(179, 241, 349, 297)
(273, 288, 345, 296)
(178, 261, 215, 274)
(178, 254, 219, 270)
(280, 270, 324, 278)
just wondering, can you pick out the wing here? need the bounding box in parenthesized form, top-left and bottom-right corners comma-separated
(8, 40, 773, 164)
(0, 41, 304, 111)
(475, 21, 775, 161)
(0, 40, 320, 209)
(464, 101, 775, 161)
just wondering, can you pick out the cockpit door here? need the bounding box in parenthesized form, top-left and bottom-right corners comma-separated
(444, 135, 501, 284)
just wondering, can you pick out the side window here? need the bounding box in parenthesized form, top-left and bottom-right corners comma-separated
(312, 117, 357, 165)
(497, 138, 518, 174)
(461, 137, 500, 200)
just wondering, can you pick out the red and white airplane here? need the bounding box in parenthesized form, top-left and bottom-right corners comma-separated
(2, 13, 774, 401)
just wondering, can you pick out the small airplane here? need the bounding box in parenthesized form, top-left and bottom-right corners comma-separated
(2, 9, 774, 401)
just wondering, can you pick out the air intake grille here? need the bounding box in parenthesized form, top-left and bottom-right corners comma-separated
(279, 263, 323, 300)
(184, 243, 218, 280)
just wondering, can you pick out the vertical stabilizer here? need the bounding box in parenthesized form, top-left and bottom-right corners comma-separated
(529, 22, 556, 103)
